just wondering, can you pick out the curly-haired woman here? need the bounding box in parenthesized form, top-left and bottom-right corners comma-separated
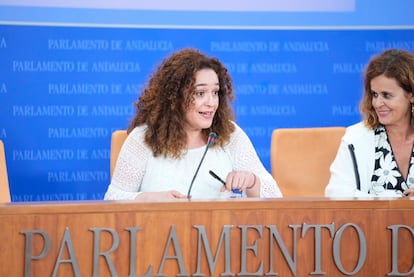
(104, 48, 282, 201)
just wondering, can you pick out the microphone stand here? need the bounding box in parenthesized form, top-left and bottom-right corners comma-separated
(187, 132, 217, 198)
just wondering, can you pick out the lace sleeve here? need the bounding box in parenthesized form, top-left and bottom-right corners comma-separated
(226, 123, 283, 198)
(104, 126, 151, 200)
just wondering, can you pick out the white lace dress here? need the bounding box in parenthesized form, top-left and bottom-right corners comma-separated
(104, 122, 282, 200)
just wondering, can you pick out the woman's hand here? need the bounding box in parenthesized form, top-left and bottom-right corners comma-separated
(403, 188, 414, 197)
(220, 171, 260, 197)
(134, 191, 187, 201)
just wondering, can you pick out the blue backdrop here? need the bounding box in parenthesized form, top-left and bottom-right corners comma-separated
(1, 1, 414, 201)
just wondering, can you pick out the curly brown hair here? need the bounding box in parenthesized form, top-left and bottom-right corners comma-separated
(128, 48, 236, 158)
(360, 48, 414, 129)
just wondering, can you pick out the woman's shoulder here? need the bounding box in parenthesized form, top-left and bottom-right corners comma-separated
(228, 121, 246, 137)
(224, 121, 251, 147)
(343, 121, 374, 142)
(129, 125, 147, 137)
(126, 125, 150, 148)
(346, 121, 371, 132)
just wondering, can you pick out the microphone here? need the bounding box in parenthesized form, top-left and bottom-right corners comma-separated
(347, 144, 361, 190)
(187, 132, 217, 198)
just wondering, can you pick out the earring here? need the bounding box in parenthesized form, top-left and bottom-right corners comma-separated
(412, 102, 414, 114)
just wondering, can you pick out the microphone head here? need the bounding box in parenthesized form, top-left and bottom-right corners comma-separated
(207, 132, 218, 146)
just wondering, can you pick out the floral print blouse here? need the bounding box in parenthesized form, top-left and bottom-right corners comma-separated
(370, 126, 414, 196)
